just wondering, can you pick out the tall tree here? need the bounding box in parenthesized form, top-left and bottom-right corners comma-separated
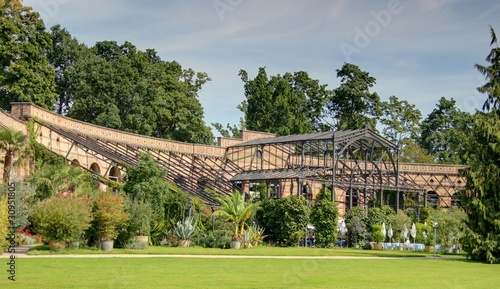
(380, 95, 422, 145)
(123, 152, 170, 220)
(48, 24, 89, 115)
(0, 0, 56, 110)
(0, 128, 28, 183)
(65, 41, 214, 144)
(326, 63, 381, 130)
(419, 97, 473, 164)
(238, 68, 328, 136)
(461, 26, 500, 264)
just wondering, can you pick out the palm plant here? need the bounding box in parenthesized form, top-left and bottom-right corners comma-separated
(31, 163, 97, 199)
(0, 128, 28, 183)
(213, 190, 259, 240)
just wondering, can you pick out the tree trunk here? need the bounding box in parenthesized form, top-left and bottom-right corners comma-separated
(3, 150, 13, 183)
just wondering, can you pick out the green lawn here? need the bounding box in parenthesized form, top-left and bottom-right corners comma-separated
(26, 244, 457, 258)
(1, 257, 498, 289)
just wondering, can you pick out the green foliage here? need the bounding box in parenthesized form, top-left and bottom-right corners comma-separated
(214, 190, 259, 238)
(239, 67, 329, 135)
(124, 240, 148, 250)
(388, 210, 413, 242)
(174, 215, 196, 240)
(123, 152, 169, 220)
(0, 194, 8, 251)
(93, 191, 129, 241)
(125, 198, 152, 236)
(420, 97, 473, 164)
(460, 26, 500, 263)
(310, 196, 338, 248)
(366, 206, 391, 232)
(0, 128, 28, 183)
(248, 224, 266, 245)
(64, 40, 214, 144)
(399, 139, 436, 164)
(0, 0, 57, 110)
(30, 163, 97, 200)
(415, 222, 431, 245)
(30, 196, 92, 242)
(194, 230, 232, 249)
(256, 196, 310, 246)
(371, 224, 385, 243)
(345, 207, 368, 247)
(327, 63, 381, 130)
(149, 218, 168, 246)
(380, 95, 422, 146)
(0, 181, 35, 230)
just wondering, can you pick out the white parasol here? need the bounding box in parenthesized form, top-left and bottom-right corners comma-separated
(381, 222, 387, 242)
(402, 223, 409, 241)
(410, 223, 417, 243)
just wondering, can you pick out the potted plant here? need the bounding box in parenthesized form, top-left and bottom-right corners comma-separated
(249, 224, 266, 247)
(242, 229, 253, 249)
(93, 192, 129, 251)
(213, 190, 259, 249)
(371, 224, 385, 250)
(424, 226, 435, 253)
(174, 216, 196, 247)
(126, 198, 152, 244)
(30, 196, 92, 251)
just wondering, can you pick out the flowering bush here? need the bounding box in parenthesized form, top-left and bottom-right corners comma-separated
(15, 230, 42, 245)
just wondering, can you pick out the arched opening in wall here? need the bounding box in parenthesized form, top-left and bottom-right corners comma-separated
(174, 175, 187, 191)
(451, 191, 461, 207)
(426, 191, 439, 207)
(89, 163, 101, 175)
(72, 159, 80, 166)
(109, 166, 121, 182)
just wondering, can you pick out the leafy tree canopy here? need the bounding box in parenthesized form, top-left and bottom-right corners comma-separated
(238, 67, 329, 136)
(461, 26, 500, 264)
(0, 0, 57, 110)
(419, 97, 473, 164)
(327, 63, 381, 130)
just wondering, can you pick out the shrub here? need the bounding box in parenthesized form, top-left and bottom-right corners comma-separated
(345, 207, 368, 247)
(194, 230, 232, 249)
(124, 240, 148, 250)
(310, 193, 338, 248)
(256, 196, 309, 246)
(30, 196, 92, 243)
(93, 192, 129, 241)
(0, 194, 9, 252)
(371, 224, 385, 243)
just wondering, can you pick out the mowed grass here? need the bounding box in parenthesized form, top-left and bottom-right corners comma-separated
(27, 244, 454, 258)
(1, 257, 498, 289)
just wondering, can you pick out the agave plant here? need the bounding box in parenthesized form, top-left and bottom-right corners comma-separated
(249, 224, 266, 246)
(174, 216, 196, 241)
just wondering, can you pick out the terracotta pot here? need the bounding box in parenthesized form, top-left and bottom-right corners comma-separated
(134, 236, 149, 243)
(373, 243, 383, 250)
(179, 239, 191, 248)
(49, 240, 66, 251)
(231, 240, 241, 249)
(100, 240, 114, 252)
(424, 245, 434, 253)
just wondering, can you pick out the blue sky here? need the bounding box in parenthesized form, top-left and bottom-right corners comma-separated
(24, 0, 500, 135)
